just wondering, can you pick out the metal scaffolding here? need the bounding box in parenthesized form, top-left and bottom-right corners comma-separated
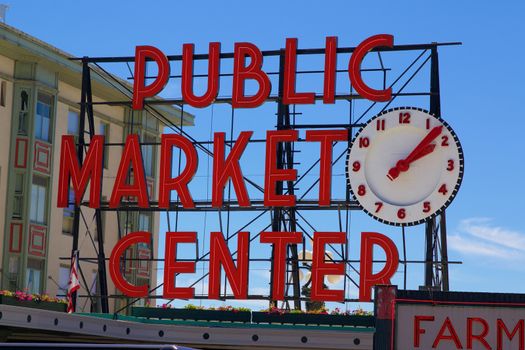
(66, 40, 461, 313)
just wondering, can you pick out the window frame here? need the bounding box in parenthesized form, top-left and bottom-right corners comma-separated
(30, 176, 48, 225)
(141, 132, 156, 178)
(18, 89, 30, 136)
(67, 110, 80, 136)
(62, 187, 75, 235)
(58, 265, 70, 297)
(25, 258, 44, 294)
(34, 93, 53, 143)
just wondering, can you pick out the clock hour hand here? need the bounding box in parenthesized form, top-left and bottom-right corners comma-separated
(387, 144, 436, 180)
(387, 125, 443, 181)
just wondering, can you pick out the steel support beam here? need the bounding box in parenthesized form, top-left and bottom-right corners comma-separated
(424, 46, 449, 291)
(71, 60, 109, 313)
(269, 50, 301, 310)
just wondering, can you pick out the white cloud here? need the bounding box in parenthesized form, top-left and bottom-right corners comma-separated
(448, 235, 519, 260)
(449, 218, 525, 261)
(460, 218, 525, 252)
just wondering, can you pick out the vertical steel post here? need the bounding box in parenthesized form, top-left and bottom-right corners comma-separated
(424, 219, 434, 288)
(268, 51, 284, 309)
(70, 60, 109, 313)
(283, 101, 301, 311)
(70, 58, 89, 311)
(430, 47, 441, 118)
(83, 64, 110, 313)
(440, 211, 449, 291)
(424, 46, 449, 291)
(269, 50, 301, 309)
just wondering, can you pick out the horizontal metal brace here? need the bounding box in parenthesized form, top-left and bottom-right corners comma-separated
(88, 92, 433, 106)
(70, 41, 461, 63)
(78, 199, 361, 212)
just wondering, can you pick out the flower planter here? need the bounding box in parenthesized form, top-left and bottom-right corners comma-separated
(0, 295, 67, 312)
(131, 307, 251, 323)
(251, 311, 374, 327)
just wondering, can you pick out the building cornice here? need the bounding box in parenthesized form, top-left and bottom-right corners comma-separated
(0, 22, 194, 127)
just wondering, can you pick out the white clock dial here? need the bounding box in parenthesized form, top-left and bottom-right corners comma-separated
(346, 107, 464, 226)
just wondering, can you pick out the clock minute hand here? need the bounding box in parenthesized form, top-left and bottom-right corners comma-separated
(411, 143, 436, 162)
(387, 126, 443, 181)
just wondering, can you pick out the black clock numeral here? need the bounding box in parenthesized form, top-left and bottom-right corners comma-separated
(357, 185, 366, 196)
(423, 201, 431, 213)
(441, 135, 449, 147)
(352, 161, 361, 172)
(426, 118, 431, 130)
(438, 184, 448, 195)
(359, 137, 370, 148)
(376, 119, 385, 131)
(375, 202, 383, 213)
(399, 112, 411, 124)
(397, 208, 406, 219)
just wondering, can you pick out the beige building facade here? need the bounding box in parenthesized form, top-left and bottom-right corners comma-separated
(0, 23, 192, 312)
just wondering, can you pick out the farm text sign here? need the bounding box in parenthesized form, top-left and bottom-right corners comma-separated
(396, 303, 525, 350)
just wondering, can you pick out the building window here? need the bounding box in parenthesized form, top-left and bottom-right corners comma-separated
(62, 188, 75, 235)
(90, 271, 101, 313)
(7, 256, 20, 291)
(58, 265, 70, 297)
(99, 122, 109, 169)
(138, 213, 151, 232)
(142, 112, 158, 132)
(138, 213, 151, 250)
(13, 173, 24, 219)
(119, 212, 135, 233)
(68, 110, 79, 136)
(135, 278, 150, 307)
(18, 90, 29, 135)
(30, 176, 47, 225)
(25, 259, 44, 294)
(35, 93, 53, 142)
(142, 134, 156, 177)
(0, 81, 6, 107)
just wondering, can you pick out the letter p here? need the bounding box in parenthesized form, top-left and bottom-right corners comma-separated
(132, 45, 170, 110)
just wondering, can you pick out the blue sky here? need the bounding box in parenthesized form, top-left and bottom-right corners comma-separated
(6, 0, 525, 310)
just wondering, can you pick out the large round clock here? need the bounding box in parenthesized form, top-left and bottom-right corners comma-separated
(346, 107, 464, 226)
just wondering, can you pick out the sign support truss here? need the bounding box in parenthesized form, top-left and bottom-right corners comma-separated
(66, 41, 460, 313)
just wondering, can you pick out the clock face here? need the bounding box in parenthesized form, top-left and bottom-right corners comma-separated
(346, 107, 464, 226)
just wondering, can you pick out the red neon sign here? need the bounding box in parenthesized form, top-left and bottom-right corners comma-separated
(107, 231, 399, 302)
(132, 35, 394, 109)
(59, 35, 403, 303)
(57, 128, 400, 302)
